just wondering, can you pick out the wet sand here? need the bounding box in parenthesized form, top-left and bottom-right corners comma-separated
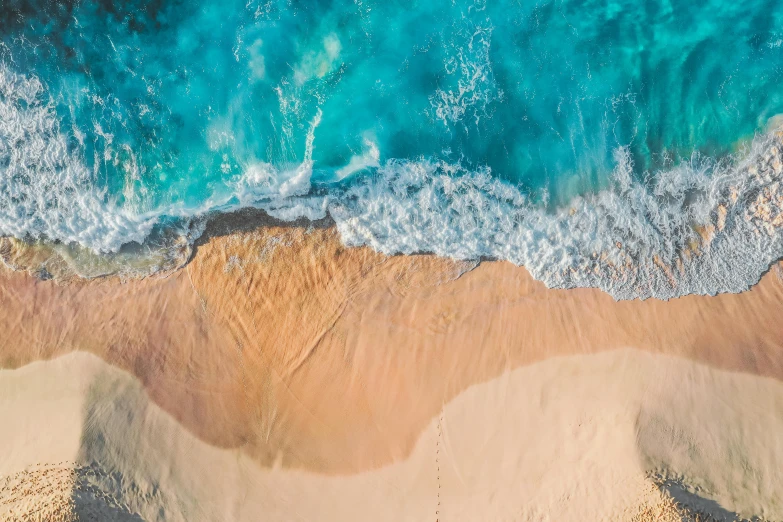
(1, 222, 783, 519)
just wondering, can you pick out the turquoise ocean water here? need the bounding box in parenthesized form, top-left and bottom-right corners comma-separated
(1, 0, 783, 298)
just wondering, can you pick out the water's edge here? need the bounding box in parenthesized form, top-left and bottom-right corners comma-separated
(2, 51, 783, 300)
(2, 124, 783, 302)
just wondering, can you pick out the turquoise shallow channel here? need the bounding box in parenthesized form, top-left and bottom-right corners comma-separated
(1, 0, 783, 299)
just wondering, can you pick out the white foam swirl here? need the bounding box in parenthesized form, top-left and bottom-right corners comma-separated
(0, 65, 159, 252)
(429, 23, 498, 128)
(330, 133, 783, 300)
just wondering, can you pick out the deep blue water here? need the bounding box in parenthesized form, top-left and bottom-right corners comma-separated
(2, 0, 783, 298)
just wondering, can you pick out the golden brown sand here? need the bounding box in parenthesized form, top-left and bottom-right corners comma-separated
(2, 221, 783, 520)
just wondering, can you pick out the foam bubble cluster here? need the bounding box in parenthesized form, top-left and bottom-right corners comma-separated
(0, 65, 159, 253)
(330, 133, 783, 300)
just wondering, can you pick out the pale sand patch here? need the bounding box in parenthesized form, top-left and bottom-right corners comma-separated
(0, 357, 143, 521)
(0, 357, 90, 474)
(1, 350, 781, 521)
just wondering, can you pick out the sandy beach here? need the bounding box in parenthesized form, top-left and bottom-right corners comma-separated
(2, 220, 783, 520)
(4, 0, 783, 518)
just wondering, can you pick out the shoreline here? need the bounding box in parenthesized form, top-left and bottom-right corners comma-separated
(1, 123, 782, 301)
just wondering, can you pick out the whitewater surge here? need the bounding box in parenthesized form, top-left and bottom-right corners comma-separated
(3, 62, 783, 299)
(0, 65, 160, 252)
(330, 133, 783, 300)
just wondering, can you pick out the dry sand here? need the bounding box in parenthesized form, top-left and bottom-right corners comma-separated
(1, 221, 783, 520)
(5, 350, 782, 521)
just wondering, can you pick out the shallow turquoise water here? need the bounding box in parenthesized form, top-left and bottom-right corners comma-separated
(2, 0, 783, 298)
(4, 0, 782, 205)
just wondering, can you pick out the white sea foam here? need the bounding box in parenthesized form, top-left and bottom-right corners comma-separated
(334, 137, 380, 181)
(0, 63, 325, 253)
(329, 132, 783, 300)
(0, 64, 160, 253)
(232, 108, 329, 221)
(429, 22, 499, 129)
(4, 63, 783, 300)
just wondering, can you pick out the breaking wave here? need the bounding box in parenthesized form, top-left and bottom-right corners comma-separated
(329, 134, 783, 300)
(0, 65, 159, 252)
(3, 63, 783, 299)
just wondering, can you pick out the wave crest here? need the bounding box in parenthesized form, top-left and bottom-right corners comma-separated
(0, 64, 159, 253)
(330, 132, 783, 300)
